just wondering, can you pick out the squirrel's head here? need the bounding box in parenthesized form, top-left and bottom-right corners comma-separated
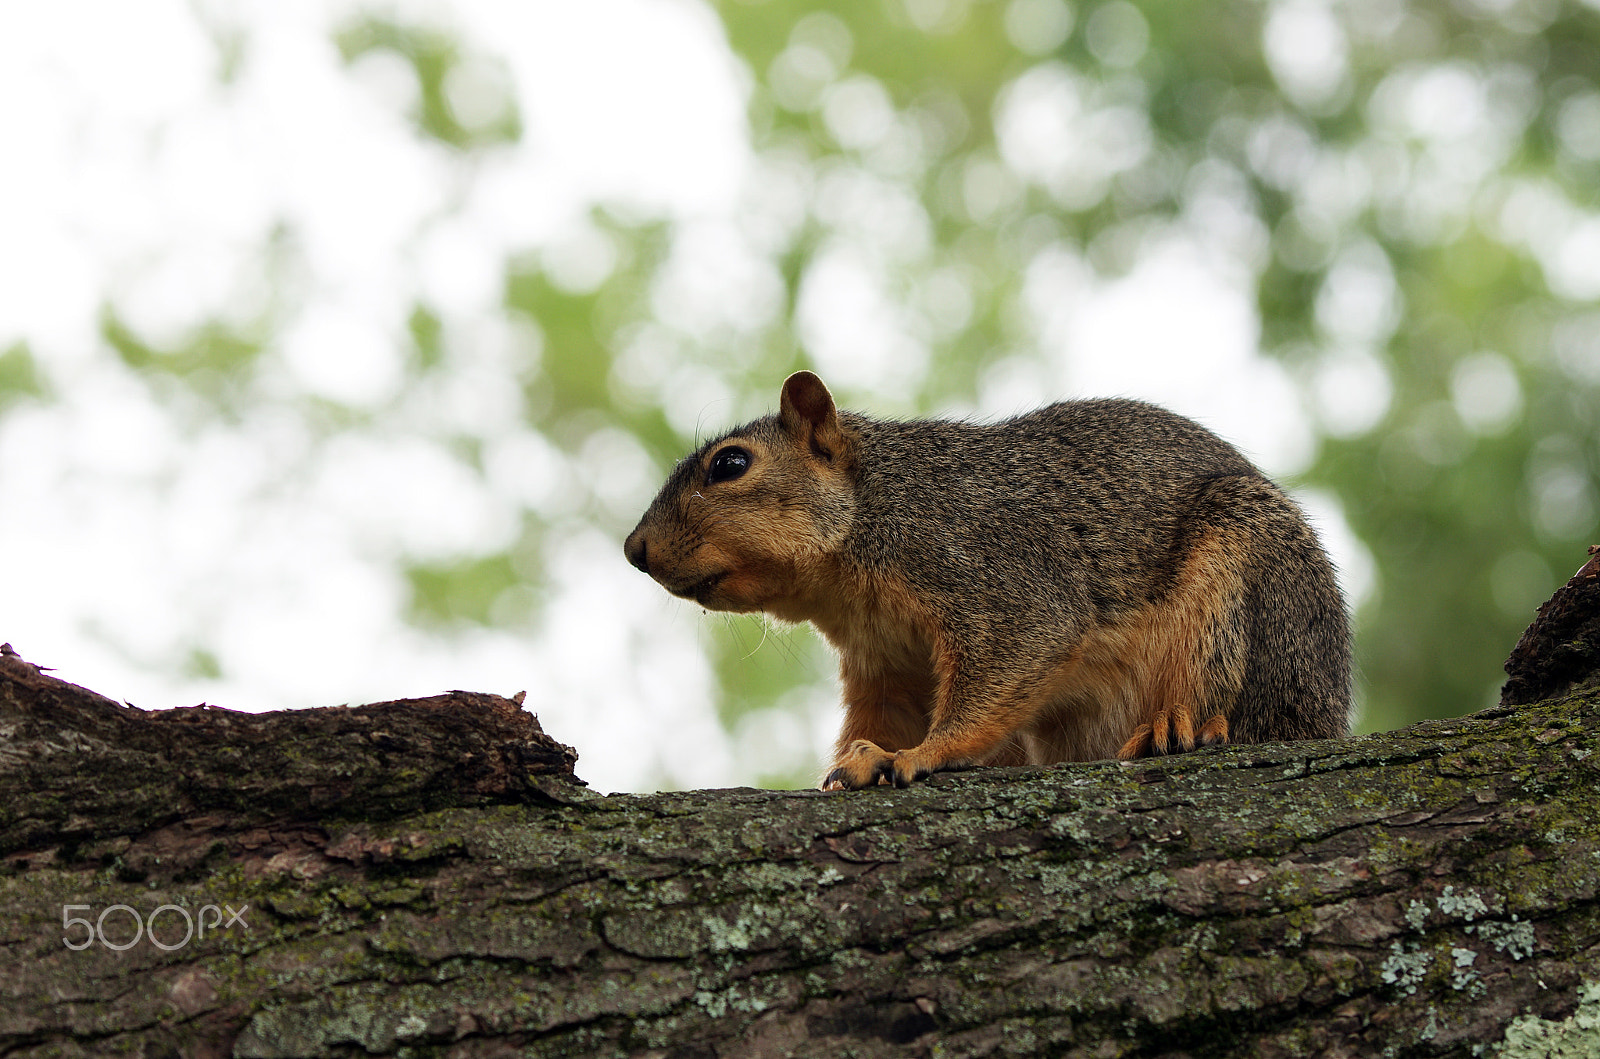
(624, 371, 858, 616)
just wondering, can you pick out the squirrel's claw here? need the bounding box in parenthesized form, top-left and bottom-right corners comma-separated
(823, 739, 926, 790)
(885, 749, 935, 788)
(1196, 714, 1229, 747)
(1117, 723, 1154, 759)
(821, 740, 887, 790)
(1118, 707, 1228, 760)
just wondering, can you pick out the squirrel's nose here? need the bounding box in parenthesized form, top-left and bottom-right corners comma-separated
(624, 532, 650, 574)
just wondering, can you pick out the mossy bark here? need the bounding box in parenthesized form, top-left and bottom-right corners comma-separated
(2, 557, 1599, 1058)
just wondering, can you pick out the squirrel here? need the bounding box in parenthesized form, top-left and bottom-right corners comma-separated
(624, 371, 1352, 790)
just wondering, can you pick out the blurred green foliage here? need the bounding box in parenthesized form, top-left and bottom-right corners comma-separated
(337, 17, 521, 148)
(102, 308, 263, 381)
(0, 344, 46, 408)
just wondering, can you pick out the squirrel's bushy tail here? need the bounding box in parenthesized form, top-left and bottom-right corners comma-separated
(1183, 474, 1352, 744)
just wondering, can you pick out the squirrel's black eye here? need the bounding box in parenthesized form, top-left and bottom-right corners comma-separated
(707, 446, 751, 484)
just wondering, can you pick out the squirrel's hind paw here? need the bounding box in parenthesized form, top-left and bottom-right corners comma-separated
(1117, 707, 1228, 760)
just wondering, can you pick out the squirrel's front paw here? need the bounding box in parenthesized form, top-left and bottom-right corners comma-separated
(822, 739, 893, 790)
(822, 740, 936, 790)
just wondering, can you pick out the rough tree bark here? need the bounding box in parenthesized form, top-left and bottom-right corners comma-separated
(1, 555, 1598, 1059)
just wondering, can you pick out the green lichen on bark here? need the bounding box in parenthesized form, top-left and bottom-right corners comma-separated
(1495, 981, 1600, 1059)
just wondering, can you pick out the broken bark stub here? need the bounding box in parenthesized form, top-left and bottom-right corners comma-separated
(1501, 543, 1600, 706)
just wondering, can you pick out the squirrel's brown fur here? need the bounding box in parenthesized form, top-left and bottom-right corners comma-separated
(625, 371, 1351, 789)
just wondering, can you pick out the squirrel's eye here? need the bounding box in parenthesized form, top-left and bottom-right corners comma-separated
(707, 446, 751, 484)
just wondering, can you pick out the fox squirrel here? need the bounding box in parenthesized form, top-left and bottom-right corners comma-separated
(624, 371, 1351, 790)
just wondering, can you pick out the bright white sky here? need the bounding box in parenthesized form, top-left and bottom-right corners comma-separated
(0, 0, 1393, 791)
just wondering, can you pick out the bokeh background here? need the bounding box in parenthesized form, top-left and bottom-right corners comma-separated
(1, 0, 1596, 792)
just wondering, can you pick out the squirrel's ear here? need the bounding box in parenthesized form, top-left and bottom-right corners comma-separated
(779, 371, 849, 462)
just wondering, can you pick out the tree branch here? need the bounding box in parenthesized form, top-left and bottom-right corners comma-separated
(2, 556, 1598, 1057)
